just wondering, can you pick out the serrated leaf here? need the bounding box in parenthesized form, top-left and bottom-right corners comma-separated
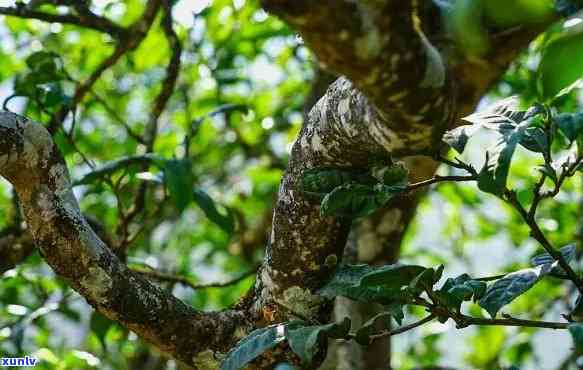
(531, 244, 577, 275)
(287, 318, 351, 365)
(163, 158, 194, 213)
(321, 183, 406, 218)
(318, 264, 412, 304)
(531, 244, 577, 267)
(569, 323, 583, 354)
(478, 265, 552, 318)
(408, 267, 437, 296)
(192, 189, 235, 235)
(477, 118, 532, 196)
(220, 324, 287, 370)
(301, 168, 374, 199)
(361, 264, 427, 288)
(463, 96, 525, 129)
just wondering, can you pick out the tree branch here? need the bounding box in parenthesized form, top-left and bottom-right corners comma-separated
(0, 112, 249, 367)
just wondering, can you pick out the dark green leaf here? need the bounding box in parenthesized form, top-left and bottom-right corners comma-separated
(371, 162, 409, 186)
(301, 167, 374, 199)
(569, 323, 583, 354)
(318, 264, 410, 304)
(360, 264, 427, 289)
(531, 244, 577, 275)
(287, 318, 351, 365)
(531, 244, 577, 267)
(478, 265, 552, 318)
(477, 118, 531, 196)
(555, 112, 583, 142)
(220, 324, 287, 370)
(193, 189, 235, 235)
(90, 311, 113, 351)
(164, 158, 194, 213)
(321, 183, 405, 218)
(519, 126, 548, 153)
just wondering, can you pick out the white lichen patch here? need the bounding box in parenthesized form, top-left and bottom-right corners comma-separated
(79, 265, 113, 304)
(192, 349, 220, 370)
(36, 190, 58, 222)
(279, 286, 324, 319)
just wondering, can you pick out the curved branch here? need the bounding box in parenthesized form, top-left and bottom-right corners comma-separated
(0, 111, 249, 367)
(0, 6, 127, 38)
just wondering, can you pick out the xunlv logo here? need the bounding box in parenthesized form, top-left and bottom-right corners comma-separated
(0, 356, 38, 367)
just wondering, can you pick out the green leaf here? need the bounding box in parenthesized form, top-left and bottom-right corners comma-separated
(407, 267, 437, 296)
(163, 158, 194, 213)
(436, 274, 486, 311)
(519, 126, 548, 153)
(318, 265, 416, 305)
(477, 118, 532, 196)
(371, 162, 409, 187)
(321, 183, 405, 218)
(555, 112, 583, 142)
(538, 22, 583, 100)
(531, 244, 577, 267)
(318, 264, 402, 303)
(192, 189, 235, 235)
(90, 311, 113, 351)
(568, 323, 583, 355)
(478, 265, 552, 318)
(301, 167, 374, 199)
(462, 96, 525, 130)
(355, 312, 392, 345)
(531, 244, 577, 275)
(220, 324, 287, 370)
(360, 264, 427, 289)
(287, 318, 351, 365)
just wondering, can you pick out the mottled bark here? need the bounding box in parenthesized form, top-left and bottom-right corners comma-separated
(0, 112, 249, 368)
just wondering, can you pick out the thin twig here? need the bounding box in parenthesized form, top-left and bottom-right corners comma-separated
(132, 265, 258, 290)
(368, 314, 437, 342)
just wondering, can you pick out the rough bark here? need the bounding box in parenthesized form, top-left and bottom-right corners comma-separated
(0, 112, 249, 367)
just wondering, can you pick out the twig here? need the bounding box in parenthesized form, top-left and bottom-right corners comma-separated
(505, 189, 583, 293)
(132, 265, 258, 290)
(0, 6, 127, 38)
(368, 314, 437, 342)
(407, 175, 476, 191)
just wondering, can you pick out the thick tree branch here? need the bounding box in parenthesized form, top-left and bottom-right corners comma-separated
(0, 112, 249, 368)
